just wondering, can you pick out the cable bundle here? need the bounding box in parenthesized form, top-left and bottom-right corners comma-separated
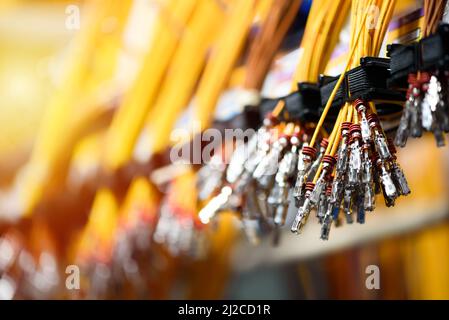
(291, 0, 410, 240)
(394, 0, 449, 147)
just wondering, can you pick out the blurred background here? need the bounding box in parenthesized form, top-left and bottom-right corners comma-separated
(1, 0, 449, 300)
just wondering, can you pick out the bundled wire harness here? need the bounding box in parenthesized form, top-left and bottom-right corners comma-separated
(199, 0, 351, 242)
(392, 0, 449, 147)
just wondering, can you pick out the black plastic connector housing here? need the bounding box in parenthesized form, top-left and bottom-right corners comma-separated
(319, 57, 405, 117)
(258, 82, 321, 122)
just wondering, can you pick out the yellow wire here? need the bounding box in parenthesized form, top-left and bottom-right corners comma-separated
(148, 0, 226, 153)
(272, 100, 286, 118)
(353, 106, 359, 124)
(309, 0, 375, 148)
(293, 0, 349, 84)
(104, 0, 197, 172)
(194, 0, 257, 130)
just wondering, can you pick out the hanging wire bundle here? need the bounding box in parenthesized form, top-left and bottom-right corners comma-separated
(394, 0, 449, 147)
